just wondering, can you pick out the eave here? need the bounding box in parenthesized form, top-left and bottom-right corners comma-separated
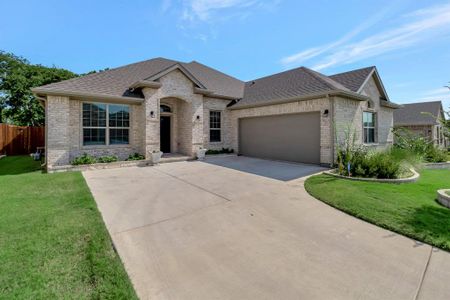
(229, 90, 369, 110)
(31, 88, 145, 104)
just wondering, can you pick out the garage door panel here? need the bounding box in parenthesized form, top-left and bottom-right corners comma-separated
(239, 112, 320, 164)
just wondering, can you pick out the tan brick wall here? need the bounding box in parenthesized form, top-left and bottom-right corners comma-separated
(360, 75, 394, 149)
(142, 69, 204, 157)
(229, 98, 333, 164)
(46, 96, 143, 167)
(46, 96, 71, 166)
(203, 97, 232, 150)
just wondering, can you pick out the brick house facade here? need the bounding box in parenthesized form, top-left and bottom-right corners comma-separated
(33, 58, 398, 170)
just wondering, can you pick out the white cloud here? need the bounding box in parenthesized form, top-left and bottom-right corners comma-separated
(281, 6, 392, 66)
(280, 3, 450, 70)
(181, 0, 277, 22)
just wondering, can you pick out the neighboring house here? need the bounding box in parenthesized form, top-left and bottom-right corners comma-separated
(394, 101, 448, 148)
(32, 57, 399, 170)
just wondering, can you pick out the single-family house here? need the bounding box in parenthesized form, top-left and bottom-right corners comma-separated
(394, 101, 448, 148)
(32, 57, 399, 170)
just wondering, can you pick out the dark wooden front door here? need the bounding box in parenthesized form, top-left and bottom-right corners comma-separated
(160, 116, 171, 153)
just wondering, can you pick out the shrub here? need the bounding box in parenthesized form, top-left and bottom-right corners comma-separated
(393, 127, 447, 163)
(334, 125, 403, 179)
(71, 153, 97, 165)
(126, 153, 145, 161)
(205, 148, 234, 155)
(425, 145, 448, 163)
(336, 149, 402, 179)
(97, 155, 118, 163)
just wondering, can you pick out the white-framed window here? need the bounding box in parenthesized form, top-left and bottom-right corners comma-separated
(209, 111, 221, 142)
(82, 102, 130, 146)
(363, 111, 376, 144)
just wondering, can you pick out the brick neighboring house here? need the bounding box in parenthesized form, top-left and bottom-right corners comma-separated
(394, 101, 448, 148)
(32, 57, 399, 170)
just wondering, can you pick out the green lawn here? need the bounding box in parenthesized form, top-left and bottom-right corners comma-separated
(305, 169, 450, 251)
(0, 156, 137, 299)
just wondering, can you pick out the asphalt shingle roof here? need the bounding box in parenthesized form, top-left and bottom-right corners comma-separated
(232, 66, 358, 108)
(34, 57, 245, 99)
(329, 66, 375, 92)
(394, 101, 442, 126)
(34, 57, 384, 109)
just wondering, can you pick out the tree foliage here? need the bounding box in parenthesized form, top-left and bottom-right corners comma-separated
(0, 51, 78, 126)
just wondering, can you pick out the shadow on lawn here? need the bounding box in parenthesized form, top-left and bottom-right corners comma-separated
(0, 156, 43, 176)
(404, 204, 450, 251)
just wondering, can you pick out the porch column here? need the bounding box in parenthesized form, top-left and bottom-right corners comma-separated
(142, 88, 160, 158)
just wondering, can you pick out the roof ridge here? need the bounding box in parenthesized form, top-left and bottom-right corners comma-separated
(186, 61, 244, 83)
(246, 65, 308, 83)
(403, 100, 442, 105)
(330, 66, 375, 77)
(302, 67, 350, 91)
(35, 57, 179, 90)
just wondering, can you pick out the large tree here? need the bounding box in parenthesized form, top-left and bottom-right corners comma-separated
(0, 51, 78, 126)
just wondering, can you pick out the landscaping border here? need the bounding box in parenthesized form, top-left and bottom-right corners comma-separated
(48, 159, 153, 173)
(323, 168, 420, 183)
(437, 189, 450, 209)
(423, 162, 450, 169)
(205, 154, 238, 158)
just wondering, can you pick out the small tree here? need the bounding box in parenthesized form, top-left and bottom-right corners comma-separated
(0, 51, 78, 126)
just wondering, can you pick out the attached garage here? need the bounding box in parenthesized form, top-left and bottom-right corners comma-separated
(238, 112, 321, 164)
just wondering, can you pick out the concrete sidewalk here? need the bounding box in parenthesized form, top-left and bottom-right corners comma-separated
(83, 157, 450, 300)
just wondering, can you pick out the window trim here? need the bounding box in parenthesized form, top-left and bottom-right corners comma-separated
(362, 111, 377, 144)
(81, 101, 131, 148)
(209, 110, 222, 143)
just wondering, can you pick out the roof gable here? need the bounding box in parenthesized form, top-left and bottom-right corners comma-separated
(329, 66, 375, 92)
(32, 57, 244, 100)
(143, 63, 206, 89)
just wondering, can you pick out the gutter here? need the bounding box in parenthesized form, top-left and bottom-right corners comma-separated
(31, 88, 145, 104)
(229, 89, 370, 110)
(129, 80, 162, 89)
(380, 101, 401, 109)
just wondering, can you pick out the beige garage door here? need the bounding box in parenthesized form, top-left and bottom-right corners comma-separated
(239, 112, 320, 164)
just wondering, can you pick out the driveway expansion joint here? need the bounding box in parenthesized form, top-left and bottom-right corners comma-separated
(414, 246, 434, 300)
(112, 200, 229, 236)
(153, 166, 233, 202)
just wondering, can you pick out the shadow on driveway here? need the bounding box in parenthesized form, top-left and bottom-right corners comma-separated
(202, 155, 328, 181)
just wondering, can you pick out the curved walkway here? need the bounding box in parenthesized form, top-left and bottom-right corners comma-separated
(84, 156, 450, 300)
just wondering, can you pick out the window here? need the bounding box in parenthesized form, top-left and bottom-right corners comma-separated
(83, 103, 129, 146)
(160, 104, 172, 113)
(209, 111, 221, 142)
(363, 111, 376, 144)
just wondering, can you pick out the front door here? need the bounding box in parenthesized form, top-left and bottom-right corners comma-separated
(160, 116, 171, 153)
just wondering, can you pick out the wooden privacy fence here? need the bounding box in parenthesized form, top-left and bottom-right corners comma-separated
(0, 124, 45, 155)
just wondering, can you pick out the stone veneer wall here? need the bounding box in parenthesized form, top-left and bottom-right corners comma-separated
(46, 95, 143, 167)
(229, 98, 333, 165)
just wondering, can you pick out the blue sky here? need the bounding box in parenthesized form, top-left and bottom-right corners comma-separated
(1, 0, 450, 109)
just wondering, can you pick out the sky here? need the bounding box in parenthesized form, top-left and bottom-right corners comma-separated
(1, 0, 450, 110)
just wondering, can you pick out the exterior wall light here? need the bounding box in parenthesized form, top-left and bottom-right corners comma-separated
(150, 111, 155, 118)
(323, 109, 329, 117)
(196, 115, 200, 120)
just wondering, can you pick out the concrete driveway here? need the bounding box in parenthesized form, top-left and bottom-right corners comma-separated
(83, 156, 450, 300)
